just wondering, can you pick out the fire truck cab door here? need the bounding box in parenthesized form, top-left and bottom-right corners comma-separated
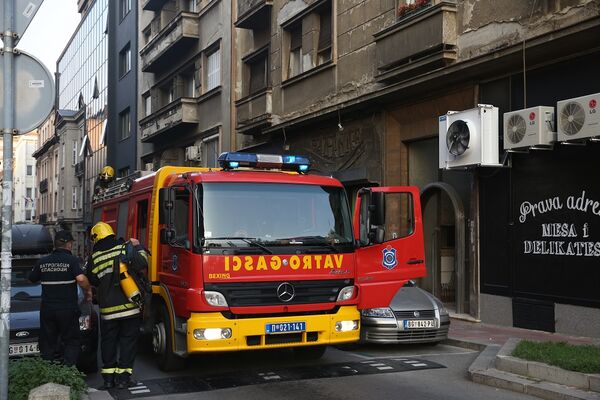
(353, 186, 426, 310)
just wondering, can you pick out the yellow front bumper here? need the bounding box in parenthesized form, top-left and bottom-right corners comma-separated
(186, 306, 360, 352)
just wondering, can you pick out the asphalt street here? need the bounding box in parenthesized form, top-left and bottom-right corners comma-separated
(85, 343, 538, 400)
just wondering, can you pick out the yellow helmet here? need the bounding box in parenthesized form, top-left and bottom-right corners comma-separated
(91, 222, 114, 244)
(99, 166, 115, 181)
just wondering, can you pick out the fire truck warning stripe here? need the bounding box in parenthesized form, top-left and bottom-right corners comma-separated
(107, 357, 444, 399)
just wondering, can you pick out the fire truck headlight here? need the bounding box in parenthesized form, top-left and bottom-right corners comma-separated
(336, 286, 355, 302)
(204, 291, 228, 307)
(335, 320, 359, 332)
(193, 328, 233, 340)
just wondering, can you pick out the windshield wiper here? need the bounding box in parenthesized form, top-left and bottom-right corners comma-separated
(204, 237, 273, 254)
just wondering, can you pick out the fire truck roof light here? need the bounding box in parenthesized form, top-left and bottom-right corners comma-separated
(218, 152, 311, 172)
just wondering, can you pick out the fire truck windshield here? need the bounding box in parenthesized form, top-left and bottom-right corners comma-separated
(199, 182, 353, 249)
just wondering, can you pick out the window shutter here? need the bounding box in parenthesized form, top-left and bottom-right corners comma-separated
(318, 9, 332, 51)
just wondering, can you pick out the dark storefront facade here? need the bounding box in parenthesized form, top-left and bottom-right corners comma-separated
(479, 51, 600, 336)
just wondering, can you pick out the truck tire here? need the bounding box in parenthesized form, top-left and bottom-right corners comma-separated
(293, 345, 327, 360)
(152, 304, 185, 371)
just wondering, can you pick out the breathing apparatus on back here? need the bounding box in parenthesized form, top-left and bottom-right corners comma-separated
(117, 240, 147, 308)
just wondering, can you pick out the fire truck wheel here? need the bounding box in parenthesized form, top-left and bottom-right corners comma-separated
(293, 345, 327, 360)
(152, 304, 185, 371)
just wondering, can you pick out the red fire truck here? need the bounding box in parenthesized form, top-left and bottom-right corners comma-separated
(92, 152, 426, 370)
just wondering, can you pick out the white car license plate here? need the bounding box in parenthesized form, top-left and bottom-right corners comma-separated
(9, 342, 39, 356)
(404, 319, 435, 329)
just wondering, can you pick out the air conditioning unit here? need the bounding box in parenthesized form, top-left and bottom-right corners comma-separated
(439, 104, 500, 169)
(557, 93, 600, 142)
(144, 163, 154, 171)
(503, 106, 556, 150)
(185, 145, 202, 162)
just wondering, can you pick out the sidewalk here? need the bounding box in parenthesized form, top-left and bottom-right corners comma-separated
(447, 316, 600, 400)
(447, 315, 600, 348)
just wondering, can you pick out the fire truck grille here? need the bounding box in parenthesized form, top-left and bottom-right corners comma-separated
(205, 279, 353, 307)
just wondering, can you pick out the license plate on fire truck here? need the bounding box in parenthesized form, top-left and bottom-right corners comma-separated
(403, 320, 435, 329)
(265, 322, 306, 334)
(9, 342, 39, 356)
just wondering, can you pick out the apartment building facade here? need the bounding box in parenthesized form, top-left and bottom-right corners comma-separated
(33, 113, 60, 230)
(13, 132, 39, 223)
(138, 0, 234, 169)
(234, 0, 600, 336)
(55, 0, 109, 258)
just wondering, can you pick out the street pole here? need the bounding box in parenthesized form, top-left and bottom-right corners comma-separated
(0, 0, 15, 398)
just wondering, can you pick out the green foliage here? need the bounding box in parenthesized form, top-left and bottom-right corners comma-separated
(8, 357, 88, 400)
(513, 340, 600, 374)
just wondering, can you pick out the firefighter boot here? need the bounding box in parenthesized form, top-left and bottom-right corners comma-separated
(117, 372, 137, 389)
(99, 374, 115, 390)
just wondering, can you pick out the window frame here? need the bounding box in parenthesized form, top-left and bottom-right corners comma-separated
(118, 43, 132, 78)
(119, 108, 131, 141)
(205, 47, 221, 92)
(119, 0, 131, 22)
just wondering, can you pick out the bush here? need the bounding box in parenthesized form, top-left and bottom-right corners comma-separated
(8, 357, 88, 400)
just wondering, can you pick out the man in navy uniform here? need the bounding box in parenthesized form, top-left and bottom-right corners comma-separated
(29, 230, 92, 366)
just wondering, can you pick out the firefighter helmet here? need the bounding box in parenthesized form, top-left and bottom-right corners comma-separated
(99, 165, 115, 181)
(91, 221, 114, 244)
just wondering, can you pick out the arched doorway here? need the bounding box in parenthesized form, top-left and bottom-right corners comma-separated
(421, 182, 466, 314)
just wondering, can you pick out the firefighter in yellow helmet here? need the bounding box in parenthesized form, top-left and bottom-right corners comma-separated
(94, 166, 115, 197)
(86, 222, 148, 390)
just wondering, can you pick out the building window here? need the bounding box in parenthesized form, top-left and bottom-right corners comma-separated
(182, 67, 197, 98)
(143, 93, 152, 116)
(247, 49, 268, 96)
(72, 140, 78, 166)
(119, 0, 131, 21)
(72, 187, 77, 210)
(61, 142, 65, 168)
(206, 48, 220, 91)
(288, 24, 302, 78)
(26, 187, 32, 199)
(119, 108, 131, 140)
(27, 165, 33, 175)
(119, 43, 131, 77)
(187, 0, 197, 12)
(119, 167, 130, 178)
(142, 25, 152, 45)
(202, 134, 220, 168)
(284, 1, 333, 79)
(160, 82, 174, 106)
(26, 210, 32, 221)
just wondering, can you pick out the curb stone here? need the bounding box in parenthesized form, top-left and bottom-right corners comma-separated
(468, 340, 600, 400)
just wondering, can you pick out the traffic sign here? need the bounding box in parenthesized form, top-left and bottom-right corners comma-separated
(0, 0, 44, 44)
(0, 50, 54, 133)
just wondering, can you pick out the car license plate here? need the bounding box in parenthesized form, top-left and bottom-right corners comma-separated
(9, 342, 39, 356)
(265, 322, 306, 334)
(404, 319, 435, 329)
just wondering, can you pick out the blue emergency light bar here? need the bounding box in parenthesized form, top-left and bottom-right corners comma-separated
(218, 152, 311, 173)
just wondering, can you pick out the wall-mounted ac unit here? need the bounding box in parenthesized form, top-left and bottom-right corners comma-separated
(503, 106, 556, 150)
(557, 93, 600, 142)
(144, 163, 154, 171)
(439, 104, 500, 169)
(185, 145, 202, 162)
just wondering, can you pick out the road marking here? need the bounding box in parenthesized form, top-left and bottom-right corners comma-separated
(411, 363, 428, 367)
(377, 366, 394, 370)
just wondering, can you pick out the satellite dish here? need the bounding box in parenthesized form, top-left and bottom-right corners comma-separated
(0, 50, 54, 133)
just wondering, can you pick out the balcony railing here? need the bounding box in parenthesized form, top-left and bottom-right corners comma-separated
(373, 1, 457, 83)
(236, 89, 274, 134)
(39, 179, 48, 193)
(236, 0, 273, 29)
(142, 0, 168, 11)
(140, 97, 199, 142)
(140, 12, 199, 73)
(75, 160, 85, 177)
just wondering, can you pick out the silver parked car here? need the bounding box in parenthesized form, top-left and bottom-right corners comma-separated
(360, 280, 450, 344)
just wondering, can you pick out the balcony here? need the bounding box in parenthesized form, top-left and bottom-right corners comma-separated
(75, 160, 85, 177)
(140, 97, 199, 142)
(236, 89, 274, 135)
(140, 12, 199, 73)
(236, 0, 272, 29)
(142, 0, 168, 11)
(39, 179, 48, 193)
(373, 1, 457, 83)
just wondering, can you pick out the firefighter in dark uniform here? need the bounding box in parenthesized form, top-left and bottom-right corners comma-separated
(29, 230, 92, 366)
(86, 222, 148, 390)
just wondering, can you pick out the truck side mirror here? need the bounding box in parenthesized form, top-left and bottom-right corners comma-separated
(368, 226, 385, 244)
(370, 192, 385, 226)
(160, 228, 175, 245)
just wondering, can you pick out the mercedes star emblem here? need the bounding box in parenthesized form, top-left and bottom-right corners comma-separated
(413, 311, 420, 318)
(277, 282, 295, 302)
